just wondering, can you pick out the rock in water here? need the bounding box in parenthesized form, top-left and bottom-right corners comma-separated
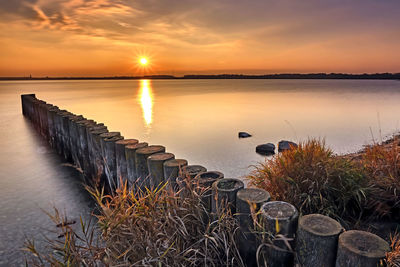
(238, 132, 252, 138)
(256, 143, 275, 155)
(278, 140, 298, 152)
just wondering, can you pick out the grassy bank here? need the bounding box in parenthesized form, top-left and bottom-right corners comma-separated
(248, 137, 400, 227)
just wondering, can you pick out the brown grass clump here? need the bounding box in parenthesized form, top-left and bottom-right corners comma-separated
(248, 139, 370, 224)
(24, 178, 244, 266)
(23, 207, 105, 266)
(386, 234, 400, 267)
(363, 139, 400, 218)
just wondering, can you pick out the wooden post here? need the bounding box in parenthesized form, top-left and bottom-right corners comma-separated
(335, 230, 389, 267)
(32, 99, 41, 130)
(135, 145, 166, 189)
(295, 214, 343, 267)
(41, 103, 52, 141)
(260, 201, 299, 237)
(193, 171, 224, 212)
(86, 125, 108, 181)
(76, 120, 96, 174)
(182, 165, 207, 179)
(68, 115, 85, 166)
(115, 139, 138, 188)
(125, 142, 148, 187)
(60, 112, 75, 162)
(258, 201, 299, 267)
(176, 165, 207, 196)
(163, 159, 188, 190)
(99, 132, 123, 191)
(237, 188, 271, 229)
(21, 94, 36, 117)
(46, 106, 60, 148)
(236, 188, 270, 267)
(211, 178, 244, 214)
(147, 152, 175, 188)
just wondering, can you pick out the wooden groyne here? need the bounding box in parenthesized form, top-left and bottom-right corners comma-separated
(21, 94, 390, 266)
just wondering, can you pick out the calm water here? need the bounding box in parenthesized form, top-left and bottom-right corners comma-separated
(1, 79, 400, 263)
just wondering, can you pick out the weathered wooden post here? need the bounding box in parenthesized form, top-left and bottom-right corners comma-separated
(295, 214, 343, 267)
(37, 100, 47, 137)
(335, 230, 389, 267)
(86, 125, 108, 181)
(260, 201, 299, 238)
(125, 142, 148, 187)
(46, 106, 60, 148)
(68, 115, 85, 166)
(163, 159, 188, 190)
(135, 145, 166, 189)
(32, 99, 41, 130)
(182, 165, 207, 179)
(28, 95, 37, 120)
(32, 99, 41, 132)
(147, 152, 175, 188)
(258, 201, 299, 267)
(115, 139, 138, 188)
(99, 132, 123, 191)
(60, 112, 75, 162)
(37, 101, 47, 138)
(21, 94, 36, 117)
(176, 165, 207, 196)
(76, 119, 96, 174)
(45, 104, 56, 142)
(211, 178, 244, 214)
(236, 188, 270, 266)
(193, 171, 224, 212)
(40, 102, 50, 139)
(53, 109, 67, 155)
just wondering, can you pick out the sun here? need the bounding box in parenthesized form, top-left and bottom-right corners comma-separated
(139, 57, 148, 65)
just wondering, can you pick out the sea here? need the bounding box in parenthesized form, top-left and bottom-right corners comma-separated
(1, 79, 400, 264)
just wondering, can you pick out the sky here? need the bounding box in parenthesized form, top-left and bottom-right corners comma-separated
(0, 0, 399, 77)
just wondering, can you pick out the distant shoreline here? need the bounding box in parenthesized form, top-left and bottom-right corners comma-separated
(1, 73, 400, 81)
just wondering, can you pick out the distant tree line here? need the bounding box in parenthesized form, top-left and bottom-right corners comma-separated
(182, 73, 400, 80)
(1, 73, 400, 80)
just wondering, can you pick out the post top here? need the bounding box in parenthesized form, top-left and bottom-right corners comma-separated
(136, 145, 165, 155)
(148, 152, 175, 161)
(261, 201, 298, 221)
(126, 142, 148, 150)
(163, 159, 188, 168)
(299, 214, 343, 237)
(237, 188, 271, 203)
(339, 230, 390, 258)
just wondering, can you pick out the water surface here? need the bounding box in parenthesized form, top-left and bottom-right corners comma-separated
(1, 79, 400, 263)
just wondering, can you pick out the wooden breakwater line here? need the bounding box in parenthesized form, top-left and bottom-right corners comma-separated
(21, 94, 390, 267)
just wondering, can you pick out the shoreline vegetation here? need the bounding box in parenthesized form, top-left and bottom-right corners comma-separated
(3, 72, 400, 81)
(24, 136, 400, 266)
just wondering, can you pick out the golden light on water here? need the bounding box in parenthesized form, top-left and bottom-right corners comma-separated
(139, 80, 153, 126)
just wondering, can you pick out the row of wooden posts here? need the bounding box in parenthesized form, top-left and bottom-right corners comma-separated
(21, 94, 390, 267)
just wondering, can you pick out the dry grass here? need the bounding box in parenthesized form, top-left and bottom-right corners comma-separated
(248, 139, 370, 225)
(386, 234, 400, 267)
(363, 139, 400, 218)
(23, 207, 105, 266)
(24, 176, 244, 266)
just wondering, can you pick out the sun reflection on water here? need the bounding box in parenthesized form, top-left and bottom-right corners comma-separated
(138, 80, 153, 126)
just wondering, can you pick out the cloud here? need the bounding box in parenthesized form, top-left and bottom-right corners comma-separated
(1, 0, 400, 75)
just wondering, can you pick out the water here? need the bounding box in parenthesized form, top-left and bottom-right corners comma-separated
(1, 79, 400, 263)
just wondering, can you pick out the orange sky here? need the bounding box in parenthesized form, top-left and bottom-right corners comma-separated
(0, 0, 399, 77)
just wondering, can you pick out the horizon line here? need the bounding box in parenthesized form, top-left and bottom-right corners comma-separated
(1, 72, 400, 81)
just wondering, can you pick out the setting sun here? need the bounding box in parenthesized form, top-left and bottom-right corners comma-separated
(140, 57, 148, 65)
